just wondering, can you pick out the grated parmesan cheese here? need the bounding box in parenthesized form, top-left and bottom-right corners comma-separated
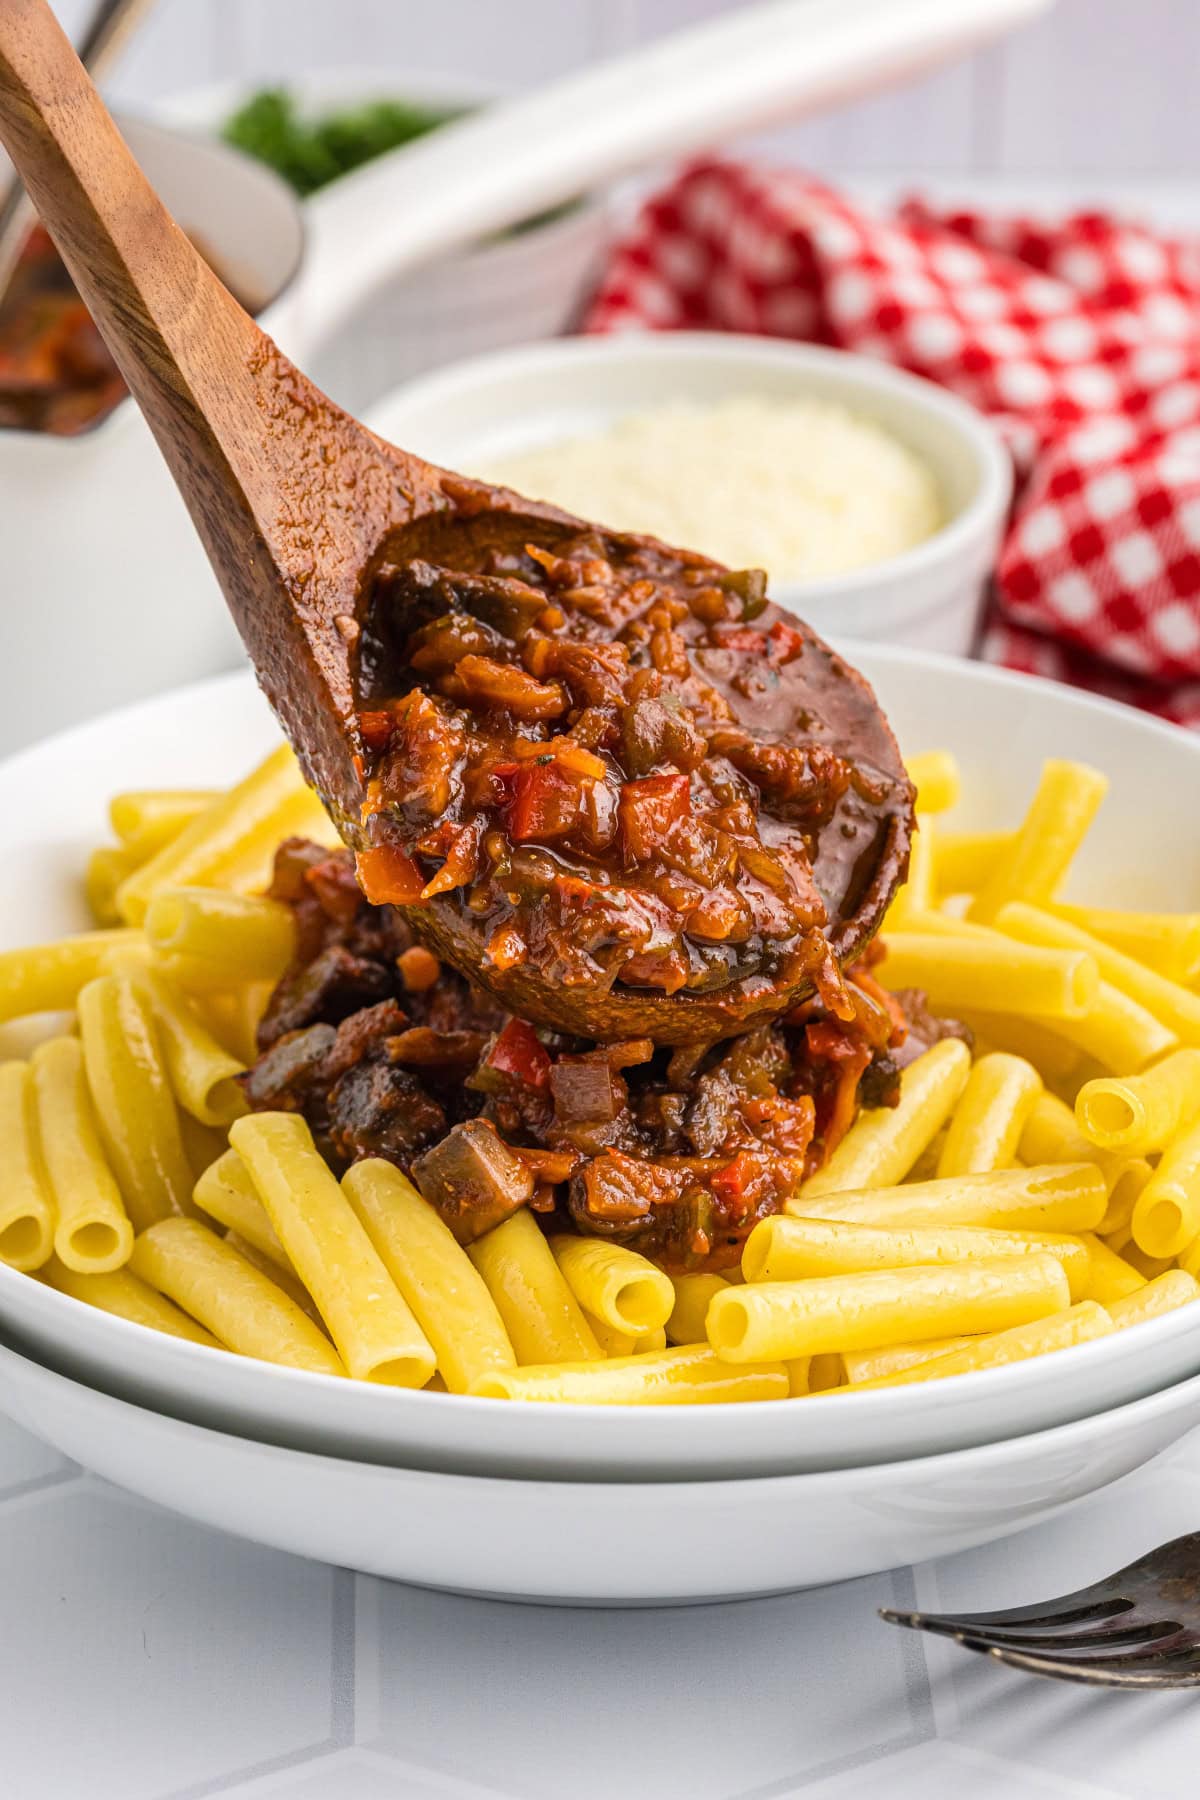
(482, 395, 942, 582)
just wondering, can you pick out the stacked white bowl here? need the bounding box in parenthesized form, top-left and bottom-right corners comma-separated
(3, 644, 1200, 1603)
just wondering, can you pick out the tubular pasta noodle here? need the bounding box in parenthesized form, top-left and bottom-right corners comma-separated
(42, 1257, 220, 1346)
(1046, 900, 1200, 985)
(77, 974, 193, 1230)
(743, 1214, 1091, 1299)
(194, 1147, 294, 1274)
(583, 1313, 636, 1357)
(884, 816, 935, 930)
(936, 1051, 1042, 1177)
(995, 901, 1200, 1046)
(786, 1359, 812, 1396)
(109, 789, 220, 856)
(144, 888, 296, 983)
(1106, 1269, 1199, 1330)
(114, 746, 321, 925)
(343, 1159, 515, 1394)
(85, 846, 138, 927)
(707, 1255, 1070, 1362)
(200, 784, 340, 898)
(0, 928, 142, 1025)
(0, 1061, 55, 1270)
(934, 830, 1011, 899)
(467, 1209, 602, 1366)
(230, 1113, 434, 1387)
(905, 751, 960, 814)
(32, 1037, 132, 1273)
(1075, 1048, 1200, 1155)
(800, 1039, 971, 1198)
(666, 1273, 729, 1346)
(470, 1344, 788, 1405)
(1017, 1092, 1150, 1233)
(135, 966, 247, 1126)
(549, 1236, 674, 1335)
(1123, 1244, 1177, 1281)
(1080, 1233, 1147, 1304)
(968, 759, 1108, 924)
(806, 1352, 844, 1392)
(844, 1301, 1112, 1389)
(179, 1113, 228, 1181)
(221, 1231, 325, 1330)
(958, 1010, 1084, 1085)
(1131, 1115, 1200, 1260)
(794, 1163, 1107, 1235)
(130, 1218, 345, 1375)
(841, 1336, 977, 1384)
(876, 933, 1098, 1020)
(1037, 981, 1177, 1075)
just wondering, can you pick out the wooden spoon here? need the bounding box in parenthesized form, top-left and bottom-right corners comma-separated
(0, 0, 912, 1044)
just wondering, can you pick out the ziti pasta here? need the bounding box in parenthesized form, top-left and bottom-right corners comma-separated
(0, 746, 1195, 1403)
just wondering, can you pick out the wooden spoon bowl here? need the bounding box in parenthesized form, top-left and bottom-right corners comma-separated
(0, 0, 912, 1044)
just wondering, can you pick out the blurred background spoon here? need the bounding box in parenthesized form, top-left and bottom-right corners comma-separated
(0, 0, 155, 301)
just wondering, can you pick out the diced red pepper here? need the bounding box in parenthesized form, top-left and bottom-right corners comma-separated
(709, 1150, 768, 1220)
(618, 772, 691, 861)
(355, 844, 425, 905)
(486, 1019, 552, 1091)
(767, 619, 806, 665)
(712, 625, 768, 654)
(498, 759, 584, 843)
(711, 620, 804, 664)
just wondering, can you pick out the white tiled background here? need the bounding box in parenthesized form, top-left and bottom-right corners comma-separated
(15, 5, 1200, 1796)
(5, 1405, 1200, 1800)
(44, 0, 1200, 183)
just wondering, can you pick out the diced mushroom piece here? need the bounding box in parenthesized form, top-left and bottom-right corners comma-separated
(256, 945, 398, 1049)
(549, 1057, 622, 1125)
(411, 1118, 535, 1243)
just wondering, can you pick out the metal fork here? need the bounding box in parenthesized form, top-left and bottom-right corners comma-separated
(879, 1533, 1200, 1687)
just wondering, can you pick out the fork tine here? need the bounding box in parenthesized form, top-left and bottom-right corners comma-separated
(880, 1594, 1129, 1635)
(983, 1641, 1200, 1689)
(910, 1618, 1183, 1656)
(955, 1624, 1190, 1661)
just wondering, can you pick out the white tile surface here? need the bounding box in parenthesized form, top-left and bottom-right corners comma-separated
(1, 1396, 1198, 1800)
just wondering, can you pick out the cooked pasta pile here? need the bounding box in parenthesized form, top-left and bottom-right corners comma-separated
(2, 743, 1199, 1404)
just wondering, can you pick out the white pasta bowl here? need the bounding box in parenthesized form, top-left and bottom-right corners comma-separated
(2, 1332, 1199, 1603)
(3, 652, 1200, 1479)
(364, 333, 1012, 657)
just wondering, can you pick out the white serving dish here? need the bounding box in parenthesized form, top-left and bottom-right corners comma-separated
(160, 70, 611, 418)
(0, 118, 304, 758)
(2, 1333, 1198, 1603)
(3, 651, 1200, 1479)
(365, 334, 1012, 657)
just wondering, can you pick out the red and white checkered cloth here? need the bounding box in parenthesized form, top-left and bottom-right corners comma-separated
(585, 161, 1200, 726)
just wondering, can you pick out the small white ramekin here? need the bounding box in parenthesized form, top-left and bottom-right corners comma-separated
(365, 331, 1013, 657)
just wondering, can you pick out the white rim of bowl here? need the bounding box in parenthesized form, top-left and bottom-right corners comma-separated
(6, 1325, 1200, 1492)
(366, 330, 1015, 602)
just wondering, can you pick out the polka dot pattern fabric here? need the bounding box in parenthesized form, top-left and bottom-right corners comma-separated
(587, 161, 1200, 725)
